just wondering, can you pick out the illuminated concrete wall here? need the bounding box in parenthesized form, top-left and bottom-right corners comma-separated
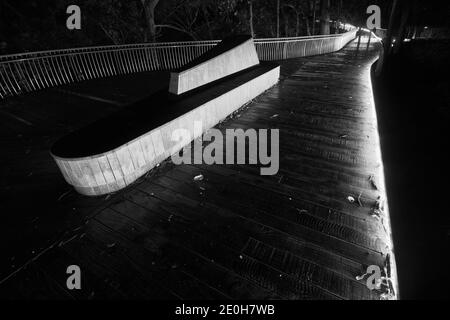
(169, 37, 260, 95)
(52, 65, 280, 196)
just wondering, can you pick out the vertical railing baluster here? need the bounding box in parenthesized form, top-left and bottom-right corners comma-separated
(22, 61, 37, 91)
(40, 58, 53, 87)
(89, 52, 99, 78)
(93, 52, 103, 78)
(113, 50, 122, 75)
(99, 51, 110, 77)
(58, 55, 70, 84)
(6, 64, 20, 94)
(123, 49, 132, 74)
(14, 63, 30, 92)
(130, 48, 137, 73)
(72, 54, 84, 81)
(145, 48, 153, 71)
(107, 51, 117, 76)
(80, 53, 92, 80)
(0, 65, 12, 96)
(28, 60, 42, 90)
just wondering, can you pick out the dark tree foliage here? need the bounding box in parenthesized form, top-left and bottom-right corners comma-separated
(0, 0, 436, 54)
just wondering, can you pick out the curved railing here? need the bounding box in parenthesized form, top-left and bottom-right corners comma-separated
(255, 31, 356, 60)
(0, 29, 356, 100)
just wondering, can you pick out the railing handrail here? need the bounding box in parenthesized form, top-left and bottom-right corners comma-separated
(256, 33, 342, 42)
(0, 30, 356, 63)
(0, 43, 220, 63)
(0, 40, 221, 62)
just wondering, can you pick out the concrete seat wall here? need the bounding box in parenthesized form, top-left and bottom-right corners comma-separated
(169, 37, 260, 95)
(53, 65, 280, 196)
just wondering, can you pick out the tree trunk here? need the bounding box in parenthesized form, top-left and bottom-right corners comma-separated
(319, 0, 330, 35)
(376, 0, 400, 75)
(202, 4, 214, 39)
(248, 0, 254, 38)
(284, 9, 289, 37)
(412, 26, 417, 39)
(154, 24, 198, 40)
(384, 0, 400, 56)
(311, 0, 316, 35)
(336, 0, 343, 34)
(283, 4, 301, 37)
(140, 0, 160, 42)
(304, 17, 311, 36)
(393, 1, 410, 54)
(276, 0, 280, 38)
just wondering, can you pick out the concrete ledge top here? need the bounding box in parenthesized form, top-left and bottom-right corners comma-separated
(51, 62, 279, 160)
(176, 35, 254, 73)
(169, 35, 260, 95)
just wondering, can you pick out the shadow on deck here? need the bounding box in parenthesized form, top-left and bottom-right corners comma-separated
(0, 38, 394, 300)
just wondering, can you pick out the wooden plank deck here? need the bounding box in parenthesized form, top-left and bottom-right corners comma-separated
(0, 38, 396, 300)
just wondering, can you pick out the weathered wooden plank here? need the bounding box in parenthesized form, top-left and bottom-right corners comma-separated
(109, 198, 337, 299)
(100, 203, 280, 299)
(125, 182, 376, 298)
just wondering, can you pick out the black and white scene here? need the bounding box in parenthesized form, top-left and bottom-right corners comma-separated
(0, 0, 449, 307)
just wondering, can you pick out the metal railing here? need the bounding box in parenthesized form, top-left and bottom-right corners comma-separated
(255, 31, 356, 60)
(0, 30, 356, 100)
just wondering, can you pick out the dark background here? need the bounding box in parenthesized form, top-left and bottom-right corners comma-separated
(0, 0, 391, 53)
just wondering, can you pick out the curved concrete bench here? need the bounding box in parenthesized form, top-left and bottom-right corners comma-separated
(51, 63, 280, 196)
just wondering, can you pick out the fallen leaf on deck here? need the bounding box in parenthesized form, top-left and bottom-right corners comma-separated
(369, 175, 379, 190)
(194, 174, 204, 181)
(57, 190, 71, 201)
(357, 192, 363, 207)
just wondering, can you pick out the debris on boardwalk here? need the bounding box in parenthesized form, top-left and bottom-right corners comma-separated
(371, 196, 385, 218)
(369, 174, 379, 190)
(106, 243, 116, 249)
(57, 189, 71, 201)
(193, 174, 204, 181)
(357, 192, 363, 207)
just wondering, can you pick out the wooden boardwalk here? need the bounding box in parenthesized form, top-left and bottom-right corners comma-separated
(0, 38, 396, 299)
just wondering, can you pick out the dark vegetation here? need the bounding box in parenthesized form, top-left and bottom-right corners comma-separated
(0, 0, 390, 54)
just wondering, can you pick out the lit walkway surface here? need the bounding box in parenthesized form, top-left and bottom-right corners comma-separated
(0, 38, 397, 299)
